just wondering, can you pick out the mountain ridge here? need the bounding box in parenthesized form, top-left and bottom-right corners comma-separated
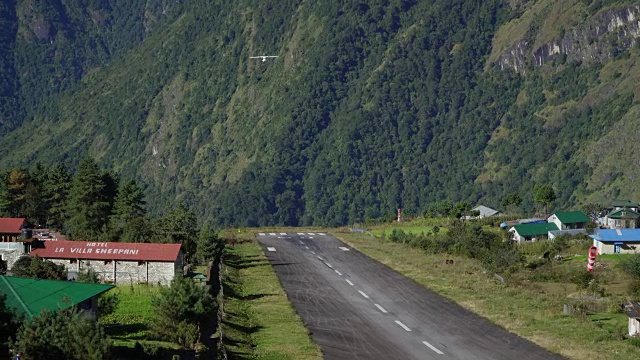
(1, 0, 639, 226)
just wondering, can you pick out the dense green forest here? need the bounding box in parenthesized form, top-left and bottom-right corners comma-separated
(1, 0, 640, 226)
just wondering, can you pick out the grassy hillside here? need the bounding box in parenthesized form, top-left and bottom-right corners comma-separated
(2, 0, 640, 226)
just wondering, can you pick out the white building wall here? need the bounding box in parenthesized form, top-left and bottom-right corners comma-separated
(630, 318, 640, 336)
(48, 258, 180, 285)
(547, 215, 564, 230)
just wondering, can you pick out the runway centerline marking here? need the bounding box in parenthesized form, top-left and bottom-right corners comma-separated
(269, 233, 276, 236)
(280, 232, 286, 235)
(311, 251, 316, 254)
(316, 256, 323, 260)
(335, 270, 342, 276)
(324, 262, 333, 269)
(267, 247, 276, 252)
(358, 290, 370, 299)
(258, 233, 265, 236)
(297, 232, 304, 235)
(374, 304, 388, 313)
(339, 247, 350, 251)
(422, 341, 444, 355)
(299, 240, 304, 244)
(304, 246, 310, 250)
(318, 233, 326, 235)
(346, 279, 354, 286)
(395, 320, 411, 332)
(308, 233, 315, 235)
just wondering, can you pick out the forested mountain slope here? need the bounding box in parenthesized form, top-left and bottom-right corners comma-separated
(1, 0, 639, 226)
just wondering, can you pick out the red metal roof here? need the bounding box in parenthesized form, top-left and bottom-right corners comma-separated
(0, 218, 25, 234)
(31, 241, 182, 262)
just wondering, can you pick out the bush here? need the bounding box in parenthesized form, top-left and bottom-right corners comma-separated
(619, 254, 640, 279)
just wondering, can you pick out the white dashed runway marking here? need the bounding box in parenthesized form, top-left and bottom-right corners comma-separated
(308, 232, 315, 235)
(374, 304, 388, 313)
(258, 233, 265, 236)
(335, 270, 342, 276)
(280, 232, 286, 235)
(339, 247, 350, 251)
(422, 341, 444, 355)
(267, 247, 276, 252)
(346, 279, 354, 286)
(269, 233, 276, 236)
(395, 320, 411, 332)
(311, 251, 316, 254)
(318, 233, 326, 235)
(358, 290, 370, 299)
(297, 232, 305, 235)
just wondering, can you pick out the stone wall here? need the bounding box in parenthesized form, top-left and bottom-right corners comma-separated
(49, 258, 180, 285)
(0, 242, 29, 269)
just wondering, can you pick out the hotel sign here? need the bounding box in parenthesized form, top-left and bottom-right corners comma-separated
(53, 242, 140, 256)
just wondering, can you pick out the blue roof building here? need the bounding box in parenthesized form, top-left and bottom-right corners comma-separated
(590, 229, 640, 254)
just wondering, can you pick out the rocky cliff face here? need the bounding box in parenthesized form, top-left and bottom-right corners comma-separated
(497, 5, 640, 72)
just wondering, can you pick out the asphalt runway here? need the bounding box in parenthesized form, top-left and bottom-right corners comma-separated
(256, 232, 565, 360)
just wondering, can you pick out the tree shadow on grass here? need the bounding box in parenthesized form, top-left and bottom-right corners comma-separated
(223, 283, 276, 301)
(224, 252, 270, 269)
(223, 320, 263, 335)
(104, 323, 149, 340)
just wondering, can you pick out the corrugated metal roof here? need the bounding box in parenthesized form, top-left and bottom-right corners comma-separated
(511, 222, 558, 236)
(591, 229, 640, 242)
(0, 218, 25, 234)
(472, 205, 500, 217)
(0, 276, 113, 318)
(31, 240, 182, 262)
(553, 211, 589, 224)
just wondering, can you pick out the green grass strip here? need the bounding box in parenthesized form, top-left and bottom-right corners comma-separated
(221, 240, 321, 360)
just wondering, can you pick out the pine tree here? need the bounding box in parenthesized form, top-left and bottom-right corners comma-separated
(5, 168, 28, 217)
(112, 180, 146, 224)
(0, 292, 17, 356)
(10, 307, 110, 360)
(151, 273, 214, 349)
(45, 163, 71, 230)
(155, 205, 198, 262)
(196, 224, 221, 264)
(66, 157, 111, 240)
(110, 179, 147, 242)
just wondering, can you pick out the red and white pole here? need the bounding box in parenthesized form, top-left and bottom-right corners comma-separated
(587, 246, 597, 272)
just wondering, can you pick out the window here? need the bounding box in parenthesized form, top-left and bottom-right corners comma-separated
(614, 245, 621, 254)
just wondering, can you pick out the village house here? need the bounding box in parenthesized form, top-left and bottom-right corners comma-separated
(547, 211, 589, 230)
(0, 218, 34, 269)
(598, 201, 640, 229)
(624, 302, 640, 337)
(0, 218, 26, 242)
(590, 228, 640, 254)
(31, 241, 183, 285)
(509, 222, 558, 243)
(0, 275, 114, 319)
(470, 205, 503, 219)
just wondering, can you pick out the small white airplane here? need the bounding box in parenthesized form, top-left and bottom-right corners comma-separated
(249, 55, 278, 62)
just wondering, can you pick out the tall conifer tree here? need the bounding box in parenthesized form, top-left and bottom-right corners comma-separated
(66, 157, 111, 239)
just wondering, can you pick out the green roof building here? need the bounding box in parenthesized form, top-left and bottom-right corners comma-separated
(0, 276, 114, 319)
(510, 222, 558, 243)
(548, 211, 590, 230)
